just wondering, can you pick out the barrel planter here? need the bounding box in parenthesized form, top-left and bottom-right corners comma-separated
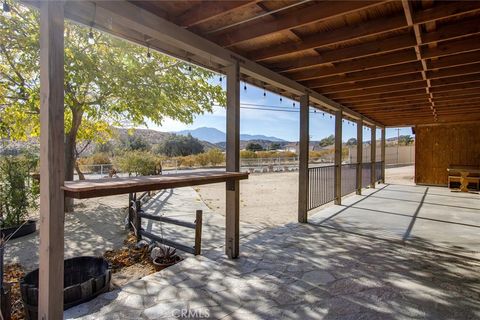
(20, 256, 111, 320)
(0, 220, 36, 240)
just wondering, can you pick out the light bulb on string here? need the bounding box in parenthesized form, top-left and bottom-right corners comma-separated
(293, 102, 295, 107)
(280, 97, 282, 103)
(146, 46, 153, 62)
(219, 76, 223, 83)
(263, 88, 266, 97)
(244, 82, 247, 91)
(88, 27, 95, 45)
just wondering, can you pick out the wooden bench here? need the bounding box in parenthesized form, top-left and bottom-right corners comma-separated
(448, 175, 480, 190)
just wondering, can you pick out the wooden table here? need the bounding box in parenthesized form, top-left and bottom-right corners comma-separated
(447, 165, 480, 192)
(62, 171, 249, 199)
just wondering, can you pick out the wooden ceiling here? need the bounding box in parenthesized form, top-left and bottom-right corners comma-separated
(130, 0, 480, 126)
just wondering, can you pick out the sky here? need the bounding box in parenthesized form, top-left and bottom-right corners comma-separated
(148, 81, 414, 142)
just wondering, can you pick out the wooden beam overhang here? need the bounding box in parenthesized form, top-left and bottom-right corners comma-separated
(24, 0, 382, 128)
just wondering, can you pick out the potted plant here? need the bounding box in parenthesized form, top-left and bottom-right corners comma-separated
(0, 154, 39, 239)
(151, 244, 181, 271)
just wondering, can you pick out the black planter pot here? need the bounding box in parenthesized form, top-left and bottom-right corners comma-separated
(20, 256, 112, 320)
(0, 220, 36, 239)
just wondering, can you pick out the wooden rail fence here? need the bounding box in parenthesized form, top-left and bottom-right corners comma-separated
(128, 192, 203, 255)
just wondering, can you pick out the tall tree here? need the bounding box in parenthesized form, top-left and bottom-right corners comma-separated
(0, 4, 225, 184)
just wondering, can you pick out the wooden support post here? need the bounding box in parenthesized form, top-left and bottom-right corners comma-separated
(298, 94, 309, 223)
(381, 128, 386, 183)
(194, 210, 203, 255)
(38, 2, 65, 319)
(334, 110, 342, 205)
(135, 200, 142, 241)
(356, 118, 363, 195)
(225, 61, 240, 259)
(370, 126, 376, 188)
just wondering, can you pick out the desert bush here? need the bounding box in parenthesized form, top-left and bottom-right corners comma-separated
(205, 149, 224, 166)
(240, 150, 257, 159)
(115, 151, 161, 176)
(195, 153, 210, 167)
(0, 154, 39, 228)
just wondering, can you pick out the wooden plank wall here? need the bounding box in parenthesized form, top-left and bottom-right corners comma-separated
(415, 122, 480, 185)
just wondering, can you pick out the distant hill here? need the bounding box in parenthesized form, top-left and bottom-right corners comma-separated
(176, 127, 286, 143)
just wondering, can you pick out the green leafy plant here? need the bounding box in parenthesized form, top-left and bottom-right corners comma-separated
(114, 151, 161, 176)
(0, 154, 39, 228)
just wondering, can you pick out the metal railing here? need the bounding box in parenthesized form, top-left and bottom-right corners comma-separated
(362, 163, 371, 188)
(308, 165, 335, 210)
(375, 161, 383, 182)
(341, 163, 357, 196)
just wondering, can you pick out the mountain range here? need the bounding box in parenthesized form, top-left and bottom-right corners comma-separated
(175, 127, 286, 143)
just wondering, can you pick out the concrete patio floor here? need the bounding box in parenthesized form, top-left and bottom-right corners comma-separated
(310, 183, 480, 259)
(65, 184, 480, 320)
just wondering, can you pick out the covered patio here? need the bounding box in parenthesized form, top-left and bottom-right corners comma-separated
(25, 0, 480, 318)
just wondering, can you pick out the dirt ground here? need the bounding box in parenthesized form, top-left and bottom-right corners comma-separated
(196, 172, 299, 227)
(196, 166, 415, 226)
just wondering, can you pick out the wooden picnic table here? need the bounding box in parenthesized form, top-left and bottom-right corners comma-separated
(447, 165, 480, 192)
(62, 171, 249, 199)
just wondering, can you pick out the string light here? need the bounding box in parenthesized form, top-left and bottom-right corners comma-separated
(146, 45, 152, 61)
(280, 97, 283, 103)
(293, 102, 295, 107)
(263, 88, 266, 97)
(188, 65, 192, 72)
(3, 0, 10, 17)
(244, 82, 247, 91)
(219, 76, 223, 83)
(88, 27, 95, 45)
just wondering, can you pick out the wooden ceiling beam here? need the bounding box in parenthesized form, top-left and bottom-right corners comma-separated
(287, 49, 417, 81)
(270, 33, 416, 72)
(321, 80, 427, 98)
(421, 35, 480, 59)
(348, 92, 480, 108)
(334, 78, 480, 102)
(304, 61, 423, 87)
(412, 1, 480, 24)
(430, 73, 480, 87)
(402, 0, 435, 120)
(421, 16, 480, 44)
(318, 73, 425, 93)
(177, 1, 258, 28)
(249, 14, 408, 61)
(215, 1, 381, 47)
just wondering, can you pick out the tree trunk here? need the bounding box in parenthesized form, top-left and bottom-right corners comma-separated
(64, 107, 83, 212)
(74, 162, 85, 180)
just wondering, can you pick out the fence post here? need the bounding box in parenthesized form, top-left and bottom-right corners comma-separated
(194, 210, 203, 255)
(128, 193, 133, 230)
(356, 118, 363, 194)
(135, 199, 142, 241)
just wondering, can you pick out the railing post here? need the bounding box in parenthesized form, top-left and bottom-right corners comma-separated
(381, 128, 386, 183)
(194, 210, 203, 255)
(370, 126, 376, 188)
(334, 110, 342, 204)
(298, 94, 309, 223)
(135, 199, 142, 241)
(225, 61, 240, 259)
(356, 118, 363, 194)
